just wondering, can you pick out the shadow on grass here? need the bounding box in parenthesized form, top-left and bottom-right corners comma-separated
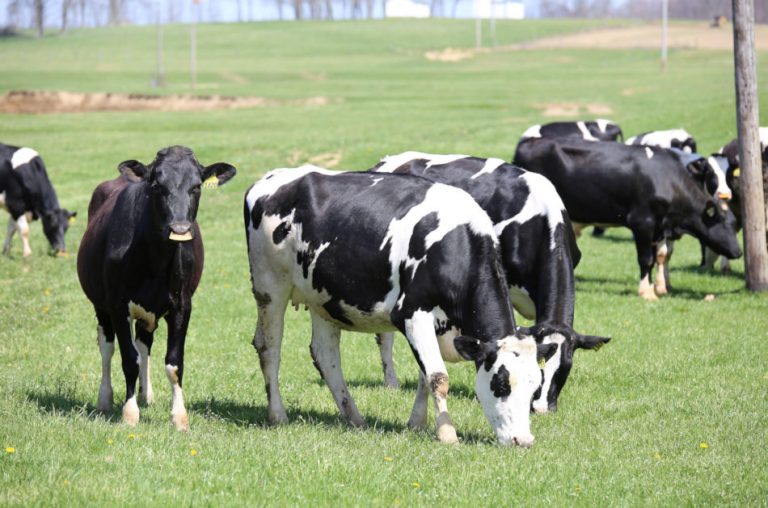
(25, 389, 119, 423)
(311, 375, 477, 400)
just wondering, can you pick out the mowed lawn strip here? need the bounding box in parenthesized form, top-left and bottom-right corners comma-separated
(1, 19, 767, 506)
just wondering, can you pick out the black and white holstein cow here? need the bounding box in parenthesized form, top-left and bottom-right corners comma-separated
(626, 129, 697, 154)
(514, 138, 741, 300)
(0, 143, 76, 257)
(371, 151, 610, 413)
(521, 119, 623, 143)
(77, 146, 236, 430)
(244, 166, 557, 446)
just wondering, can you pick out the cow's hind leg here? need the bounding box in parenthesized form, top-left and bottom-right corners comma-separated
(95, 310, 115, 412)
(631, 226, 658, 301)
(310, 313, 365, 427)
(376, 332, 399, 389)
(407, 370, 430, 430)
(2, 218, 15, 255)
(135, 326, 155, 405)
(165, 306, 192, 431)
(654, 239, 672, 296)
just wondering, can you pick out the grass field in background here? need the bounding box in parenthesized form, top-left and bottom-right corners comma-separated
(1, 19, 767, 506)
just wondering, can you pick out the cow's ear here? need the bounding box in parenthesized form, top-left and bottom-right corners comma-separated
(536, 343, 558, 362)
(686, 158, 708, 178)
(575, 334, 611, 351)
(454, 335, 489, 362)
(201, 163, 237, 189)
(118, 160, 148, 182)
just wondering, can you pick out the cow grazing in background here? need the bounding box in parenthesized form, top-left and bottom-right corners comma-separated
(371, 151, 610, 413)
(0, 143, 76, 257)
(514, 137, 741, 300)
(77, 146, 236, 430)
(521, 119, 623, 142)
(626, 129, 697, 154)
(244, 166, 556, 446)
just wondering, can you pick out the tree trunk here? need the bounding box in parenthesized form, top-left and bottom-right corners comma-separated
(61, 0, 74, 33)
(33, 0, 44, 38)
(732, 0, 768, 291)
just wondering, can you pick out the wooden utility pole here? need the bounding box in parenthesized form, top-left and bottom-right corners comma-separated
(732, 0, 768, 291)
(660, 0, 668, 71)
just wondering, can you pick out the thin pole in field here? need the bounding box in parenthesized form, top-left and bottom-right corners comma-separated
(732, 0, 768, 290)
(660, 0, 668, 71)
(191, 0, 200, 91)
(154, 2, 165, 87)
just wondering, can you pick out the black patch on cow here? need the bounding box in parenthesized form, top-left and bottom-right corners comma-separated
(408, 212, 439, 259)
(272, 221, 291, 244)
(323, 299, 353, 326)
(490, 365, 512, 398)
(483, 350, 498, 372)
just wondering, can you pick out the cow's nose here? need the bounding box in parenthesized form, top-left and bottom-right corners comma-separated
(718, 191, 732, 200)
(512, 434, 535, 448)
(170, 222, 192, 234)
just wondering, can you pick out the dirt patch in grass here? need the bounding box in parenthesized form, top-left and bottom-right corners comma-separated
(536, 102, 614, 117)
(0, 90, 333, 114)
(425, 48, 477, 62)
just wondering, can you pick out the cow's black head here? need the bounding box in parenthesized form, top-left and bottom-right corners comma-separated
(41, 208, 76, 255)
(118, 146, 236, 242)
(694, 198, 741, 259)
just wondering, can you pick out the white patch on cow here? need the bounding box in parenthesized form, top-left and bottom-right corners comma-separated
(376, 151, 467, 174)
(625, 135, 637, 145)
(492, 173, 565, 251)
(706, 156, 732, 199)
(759, 127, 768, 148)
(470, 157, 506, 180)
(638, 129, 692, 149)
(245, 164, 338, 210)
(509, 285, 536, 320)
(595, 119, 613, 133)
(135, 340, 154, 405)
(128, 301, 158, 333)
(10, 147, 38, 169)
(369, 177, 384, 187)
(122, 395, 139, 426)
(521, 124, 542, 139)
(97, 326, 114, 412)
(16, 214, 31, 257)
(645, 147, 654, 159)
(577, 121, 599, 141)
(166, 364, 189, 431)
(532, 333, 566, 414)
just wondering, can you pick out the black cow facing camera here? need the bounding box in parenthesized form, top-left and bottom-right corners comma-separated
(77, 146, 236, 430)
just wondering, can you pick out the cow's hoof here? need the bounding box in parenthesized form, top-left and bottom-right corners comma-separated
(654, 285, 668, 296)
(347, 415, 366, 428)
(122, 399, 140, 427)
(437, 424, 459, 444)
(172, 412, 189, 431)
(383, 377, 400, 390)
(268, 411, 289, 426)
(97, 386, 113, 412)
(639, 289, 658, 301)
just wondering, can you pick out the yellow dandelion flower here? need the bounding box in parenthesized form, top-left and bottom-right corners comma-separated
(654, 452, 662, 460)
(383, 456, 393, 462)
(411, 482, 420, 489)
(575, 485, 583, 493)
(43, 288, 51, 296)
(6, 447, 15, 454)
(107, 439, 114, 445)
(42, 306, 50, 314)
(699, 442, 709, 449)
(190, 449, 198, 456)
(128, 433, 136, 440)
(63, 480, 70, 486)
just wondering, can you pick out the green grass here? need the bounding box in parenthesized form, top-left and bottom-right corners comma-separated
(1, 18, 768, 506)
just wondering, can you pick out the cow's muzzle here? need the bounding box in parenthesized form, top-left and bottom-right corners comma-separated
(169, 222, 194, 242)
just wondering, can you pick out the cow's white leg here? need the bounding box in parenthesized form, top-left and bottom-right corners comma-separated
(407, 370, 430, 430)
(654, 240, 669, 296)
(404, 311, 458, 444)
(376, 332, 399, 389)
(135, 338, 154, 405)
(310, 313, 365, 427)
(251, 286, 291, 425)
(96, 325, 114, 412)
(720, 256, 732, 274)
(2, 218, 15, 255)
(16, 215, 31, 257)
(638, 273, 658, 300)
(165, 364, 187, 431)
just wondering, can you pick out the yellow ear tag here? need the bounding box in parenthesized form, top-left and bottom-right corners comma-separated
(202, 175, 219, 189)
(733, 169, 740, 178)
(592, 342, 604, 352)
(68, 216, 77, 225)
(538, 358, 546, 369)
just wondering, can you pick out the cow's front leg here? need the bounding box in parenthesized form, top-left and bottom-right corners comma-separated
(310, 314, 365, 427)
(165, 307, 191, 431)
(2, 218, 16, 255)
(375, 332, 399, 389)
(251, 287, 290, 425)
(403, 311, 458, 444)
(95, 310, 115, 412)
(113, 316, 140, 426)
(16, 215, 32, 257)
(655, 239, 674, 295)
(631, 227, 658, 301)
(135, 326, 155, 405)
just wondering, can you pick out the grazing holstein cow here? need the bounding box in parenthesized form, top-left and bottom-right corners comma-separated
(77, 146, 236, 430)
(521, 119, 623, 143)
(371, 151, 610, 413)
(513, 137, 741, 300)
(626, 129, 697, 154)
(0, 143, 76, 257)
(244, 165, 557, 446)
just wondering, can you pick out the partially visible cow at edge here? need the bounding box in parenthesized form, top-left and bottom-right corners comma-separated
(521, 119, 623, 143)
(0, 143, 76, 257)
(626, 129, 697, 154)
(371, 151, 610, 414)
(244, 166, 557, 446)
(77, 146, 236, 430)
(514, 137, 741, 300)
(702, 128, 768, 272)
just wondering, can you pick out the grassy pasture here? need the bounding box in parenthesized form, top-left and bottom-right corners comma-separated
(1, 18, 767, 506)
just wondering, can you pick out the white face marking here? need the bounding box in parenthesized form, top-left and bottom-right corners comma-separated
(376, 151, 468, 174)
(645, 147, 654, 159)
(595, 119, 613, 133)
(11, 147, 39, 169)
(475, 335, 540, 446)
(577, 121, 599, 141)
(532, 333, 566, 413)
(128, 301, 158, 332)
(470, 157, 506, 180)
(493, 173, 565, 250)
(706, 156, 732, 199)
(521, 124, 542, 139)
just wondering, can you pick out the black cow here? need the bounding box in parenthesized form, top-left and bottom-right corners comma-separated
(514, 138, 741, 300)
(244, 165, 557, 446)
(626, 129, 697, 154)
(521, 119, 623, 142)
(77, 146, 236, 430)
(0, 143, 76, 257)
(371, 151, 610, 413)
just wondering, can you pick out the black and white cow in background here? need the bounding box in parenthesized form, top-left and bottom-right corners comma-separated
(244, 165, 557, 446)
(0, 143, 76, 257)
(521, 119, 624, 143)
(513, 137, 741, 300)
(702, 128, 768, 272)
(371, 151, 610, 414)
(626, 129, 697, 154)
(77, 146, 236, 430)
